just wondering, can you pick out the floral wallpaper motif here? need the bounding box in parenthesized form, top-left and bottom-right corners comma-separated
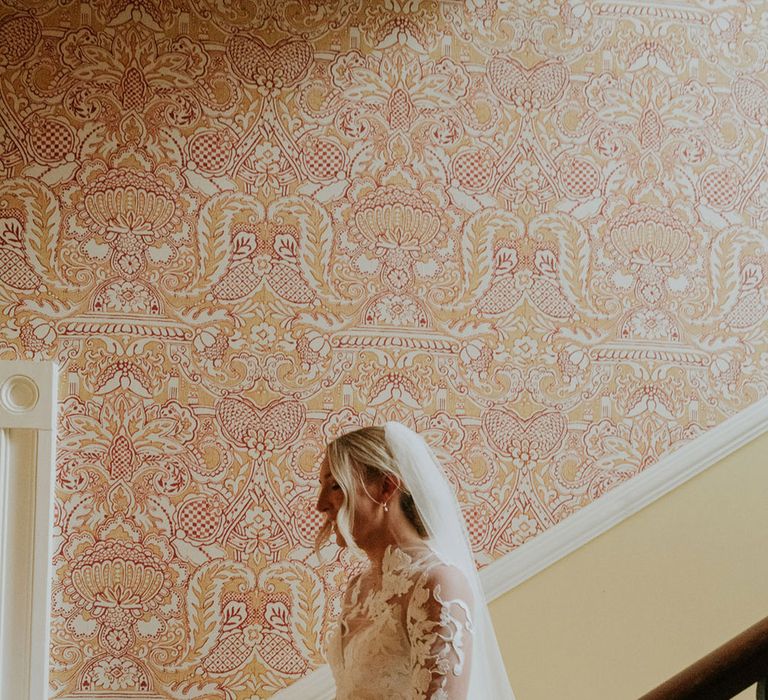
(0, 0, 766, 697)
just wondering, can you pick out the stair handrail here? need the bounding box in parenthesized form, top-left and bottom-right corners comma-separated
(638, 615, 768, 699)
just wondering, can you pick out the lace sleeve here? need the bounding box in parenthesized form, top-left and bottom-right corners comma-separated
(406, 564, 474, 700)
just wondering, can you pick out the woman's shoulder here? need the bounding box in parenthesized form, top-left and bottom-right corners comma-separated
(404, 557, 475, 645)
(386, 545, 472, 596)
(415, 557, 474, 606)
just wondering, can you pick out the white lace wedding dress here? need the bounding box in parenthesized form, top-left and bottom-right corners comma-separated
(325, 543, 475, 700)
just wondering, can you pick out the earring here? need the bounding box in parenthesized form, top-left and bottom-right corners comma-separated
(383, 502, 389, 513)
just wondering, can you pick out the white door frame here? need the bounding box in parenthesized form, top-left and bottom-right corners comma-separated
(0, 360, 57, 700)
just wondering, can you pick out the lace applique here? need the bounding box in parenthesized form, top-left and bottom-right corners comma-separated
(407, 565, 474, 699)
(326, 545, 474, 700)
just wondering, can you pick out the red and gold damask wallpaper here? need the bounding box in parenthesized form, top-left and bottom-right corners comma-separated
(0, 0, 766, 696)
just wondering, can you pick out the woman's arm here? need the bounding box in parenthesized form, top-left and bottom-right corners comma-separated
(406, 564, 475, 699)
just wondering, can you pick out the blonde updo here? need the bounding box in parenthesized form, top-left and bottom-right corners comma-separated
(316, 426, 427, 553)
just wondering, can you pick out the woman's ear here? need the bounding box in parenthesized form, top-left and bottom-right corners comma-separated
(380, 473, 401, 501)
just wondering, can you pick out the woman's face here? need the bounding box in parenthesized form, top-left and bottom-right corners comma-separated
(316, 454, 383, 550)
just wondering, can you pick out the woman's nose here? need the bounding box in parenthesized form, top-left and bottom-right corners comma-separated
(316, 490, 328, 513)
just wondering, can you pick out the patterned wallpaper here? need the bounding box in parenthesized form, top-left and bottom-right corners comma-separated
(0, 0, 766, 696)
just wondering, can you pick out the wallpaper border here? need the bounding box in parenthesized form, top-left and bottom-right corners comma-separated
(274, 395, 768, 700)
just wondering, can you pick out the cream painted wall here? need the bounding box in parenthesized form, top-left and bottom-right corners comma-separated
(490, 429, 768, 700)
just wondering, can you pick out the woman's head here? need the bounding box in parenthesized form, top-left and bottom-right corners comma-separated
(315, 426, 427, 553)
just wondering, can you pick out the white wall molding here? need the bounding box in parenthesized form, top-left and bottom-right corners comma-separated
(273, 395, 768, 699)
(0, 360, 57, 700)
(480, 395, 768, 600)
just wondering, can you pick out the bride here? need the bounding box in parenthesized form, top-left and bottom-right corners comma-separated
(316, 422, 515, 699)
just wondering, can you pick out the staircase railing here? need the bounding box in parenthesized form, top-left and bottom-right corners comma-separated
(638, 615, 768, 699)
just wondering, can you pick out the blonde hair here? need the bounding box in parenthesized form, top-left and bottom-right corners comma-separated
(316, 426, 427, 553)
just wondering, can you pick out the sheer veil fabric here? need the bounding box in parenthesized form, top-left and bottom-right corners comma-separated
(383, 422, 515, 699)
